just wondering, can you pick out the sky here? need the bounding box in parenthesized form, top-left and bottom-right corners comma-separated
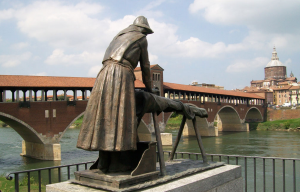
(0, 0, 300, 90)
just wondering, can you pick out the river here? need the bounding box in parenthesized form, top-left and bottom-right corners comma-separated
(1, 126, 300, 191)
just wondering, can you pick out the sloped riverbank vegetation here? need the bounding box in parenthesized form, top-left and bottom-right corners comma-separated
(249, 118, 300, 131)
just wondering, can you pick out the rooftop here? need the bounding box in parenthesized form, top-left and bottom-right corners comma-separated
(164, 82, 263, 99)
(0, 75, 145, 89)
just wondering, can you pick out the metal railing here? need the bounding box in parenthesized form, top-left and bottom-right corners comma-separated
(5, 161, 94, 192)
(5, 152, 299, 192)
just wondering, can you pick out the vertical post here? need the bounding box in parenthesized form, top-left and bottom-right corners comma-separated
(169, 116, 186, 160)
(167, 91, 170, 98)
(173, 91, 175, 99)
(16, 90, 20, 102)
(73, 90, 77, 101)
(41, 90, 45, 101)
(82, 90, 85, 100)
(45, 90, 48, 101)
(152, 112, 166, 176)
(85, 90, 88, 100)
(2, 90, 6, 102)
(29, 90, 33, 102)
(53, 90, 57, 101)
(184, 92, 186, 100)
(64, 90, 67, 101)
(34, 90, 37, 101)
(0, 89, 3, 102)
(203, 94, 205, 104)
(192, 118, 207, 163)
(12, 90, 15, 102)
(23, 90, 26, 102)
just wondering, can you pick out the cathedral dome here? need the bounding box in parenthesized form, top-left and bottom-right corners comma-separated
(266, 46, 284, 67)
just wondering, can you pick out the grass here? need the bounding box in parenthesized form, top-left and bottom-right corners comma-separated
(72, 115, 84, 128)
(252, 118, 300, 131)
(0, 175, 46, 192)
(166, 114, 183, 129)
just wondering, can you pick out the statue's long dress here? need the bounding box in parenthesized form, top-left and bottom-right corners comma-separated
(77, 60, 136, 151)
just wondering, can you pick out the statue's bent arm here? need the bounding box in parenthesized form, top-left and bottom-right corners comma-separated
(139, 37, 152, 93)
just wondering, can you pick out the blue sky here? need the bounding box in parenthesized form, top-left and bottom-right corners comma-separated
(1, 0, 299, 90)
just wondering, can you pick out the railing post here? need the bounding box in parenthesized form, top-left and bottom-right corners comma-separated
(15, 173, 19, 192)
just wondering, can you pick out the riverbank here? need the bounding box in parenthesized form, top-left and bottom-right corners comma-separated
(0, 120, 9, 127)
(249, 118, 300, 131)
(0, 176, 45, 192)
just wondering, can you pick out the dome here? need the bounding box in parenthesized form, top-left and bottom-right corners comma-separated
(265, 46, 284, 67)
(266, 60, 284, 67)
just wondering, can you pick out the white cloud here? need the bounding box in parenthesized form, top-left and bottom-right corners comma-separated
(0, 52, 32, 67)
(189, 0, 300, 52)
(149, 53, 158, 63)
(284, 59, 292, 66)
(88, 65, 101, 77)
(0, 8, 14, 21)
(10, 42, 29, 49)
(226, 57, 269, 73)
(136, 0, 165, 18)
(12, 1, 107, 50)
(189, 0, 300, 32)
(45, 49, 103, 66)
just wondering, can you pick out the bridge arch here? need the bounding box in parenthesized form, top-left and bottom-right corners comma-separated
(57, 111, 85, 143)
(0, 112, 45, 144)
(244, 107, 263, 122)
(216, 106, 245, 132)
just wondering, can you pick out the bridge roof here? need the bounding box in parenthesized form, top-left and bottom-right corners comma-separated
(0, 75, 145, 89)
(163, 82, 264, 99)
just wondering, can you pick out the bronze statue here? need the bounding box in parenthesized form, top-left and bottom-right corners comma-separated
(77, 16, 154, 173)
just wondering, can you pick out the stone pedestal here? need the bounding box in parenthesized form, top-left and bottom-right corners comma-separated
(46, 163, 243, 192)
(20, 140, 61, 160)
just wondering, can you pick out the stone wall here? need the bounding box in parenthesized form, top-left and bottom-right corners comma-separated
(268, 108, 300, 121)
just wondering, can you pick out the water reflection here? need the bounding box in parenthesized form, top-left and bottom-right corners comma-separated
(1, 126, 300, 190)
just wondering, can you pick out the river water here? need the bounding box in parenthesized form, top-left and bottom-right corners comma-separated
(1, 126, 300, 191)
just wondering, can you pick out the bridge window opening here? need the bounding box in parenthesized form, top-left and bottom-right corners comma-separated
(86, 90, 91, 100)
(175, 94, 179, 99)
(65, 90, 72, 101)
(34, 90, 41, 101)
(46, 90, 53, 101)
(57, 90, 64, 101)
